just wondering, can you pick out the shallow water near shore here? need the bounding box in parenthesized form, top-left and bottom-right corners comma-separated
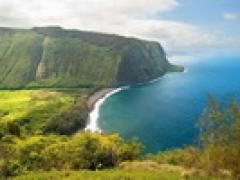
(99, 54, 240, 153)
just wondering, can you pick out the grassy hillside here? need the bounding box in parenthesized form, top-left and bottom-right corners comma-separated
(0, 30, 43, 89)
(32, 36, 120, 88)
(0, 27, 182, 89)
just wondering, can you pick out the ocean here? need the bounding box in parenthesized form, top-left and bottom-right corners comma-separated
(98, 54, 240, 153)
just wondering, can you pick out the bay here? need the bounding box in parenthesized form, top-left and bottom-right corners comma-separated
(99, 54, 240, 153)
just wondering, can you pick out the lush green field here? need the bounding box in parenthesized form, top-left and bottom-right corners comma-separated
(10, 170, 213, 180)
(0, 89, 91, 135)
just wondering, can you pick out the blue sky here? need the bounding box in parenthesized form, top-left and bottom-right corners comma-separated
(0, 0, 239, 58)
(158, 0, 240, 36)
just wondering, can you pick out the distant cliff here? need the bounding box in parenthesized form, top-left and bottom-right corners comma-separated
(0, 27, 183, 89)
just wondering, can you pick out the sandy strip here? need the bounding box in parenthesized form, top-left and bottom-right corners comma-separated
(87, 88, 116, 111)
(85, 88, 122, 132)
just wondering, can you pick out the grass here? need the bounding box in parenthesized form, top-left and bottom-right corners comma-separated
(7, 161, 222, 180)
(9, 170, 205, 180)
(0, 89, 91, 134)
(9, 168, 223, 180)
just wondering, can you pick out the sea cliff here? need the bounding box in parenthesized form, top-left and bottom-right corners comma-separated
(0, 26, 182, 89)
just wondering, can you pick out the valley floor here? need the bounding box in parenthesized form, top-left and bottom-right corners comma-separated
(0, 89, 93, 134)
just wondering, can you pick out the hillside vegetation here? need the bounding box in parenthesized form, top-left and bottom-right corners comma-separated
(0, 131, 217, 180)
(0, 89, 92, 135)
(0, 96, 240, 179)
(0, 27, 182, 89)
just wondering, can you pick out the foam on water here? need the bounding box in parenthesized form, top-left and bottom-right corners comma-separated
(85, 88, 123, 132)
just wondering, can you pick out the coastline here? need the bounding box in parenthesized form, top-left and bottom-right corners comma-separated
(85, 88, 123, 132)
(85, 66, 185, 133)
(87, 88, 116, 111)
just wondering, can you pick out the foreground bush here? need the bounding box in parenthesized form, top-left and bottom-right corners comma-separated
(0, 132, 143, 177)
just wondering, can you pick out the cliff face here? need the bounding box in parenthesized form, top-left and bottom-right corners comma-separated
(116, 41, 171, 85)
(0, 27, 182, 89)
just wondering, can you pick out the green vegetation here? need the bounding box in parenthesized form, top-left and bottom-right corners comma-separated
(0, 26, 179, 89)
(198, 97, 240, 176)
(0, 95, 239, 179)
(0, 132, 142, 177)
(10, 170, 202, 180)
(0, 90, 91, 135)
(0, 131, 215, 179)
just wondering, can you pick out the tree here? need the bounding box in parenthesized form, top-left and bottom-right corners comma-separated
(198, 96, 240, 176)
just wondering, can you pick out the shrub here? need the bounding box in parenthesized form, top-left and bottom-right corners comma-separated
(44, 102, 88, 135)
(0, 160, 26, 177)
(7, 122, 21, 137)
(148, 146, 200, 168)
(198, 97, 240, 177)
(0, 132, 143, 173)
(0, 121, 21, 139)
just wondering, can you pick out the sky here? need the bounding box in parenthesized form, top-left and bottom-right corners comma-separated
(0, 0, 239, 58)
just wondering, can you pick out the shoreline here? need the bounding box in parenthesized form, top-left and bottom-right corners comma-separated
(87, 88, 116, 111)
(85, 67, 185, 133)
(85, 88, 123, 132)
(84, 74, 170, 132)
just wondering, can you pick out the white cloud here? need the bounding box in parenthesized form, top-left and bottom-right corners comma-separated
(0, 0, 238, 57)
(223, 12, 239, 20)
(0, 0, 178, 25)
(86, 19, 223, 56)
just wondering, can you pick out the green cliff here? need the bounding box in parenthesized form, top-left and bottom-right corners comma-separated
(0, 26, 182, 89)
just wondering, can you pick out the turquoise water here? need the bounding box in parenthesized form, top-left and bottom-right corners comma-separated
(99, 55, 240, 153)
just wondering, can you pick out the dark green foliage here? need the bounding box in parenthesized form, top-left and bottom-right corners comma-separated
(0, 27, 177, 89)
(116, 41, 169, 85)
(0, 121, 21, 138)
(44, 101, 88, 135)
(7, 122, 21, 137)
(3, 160, 26, 177)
